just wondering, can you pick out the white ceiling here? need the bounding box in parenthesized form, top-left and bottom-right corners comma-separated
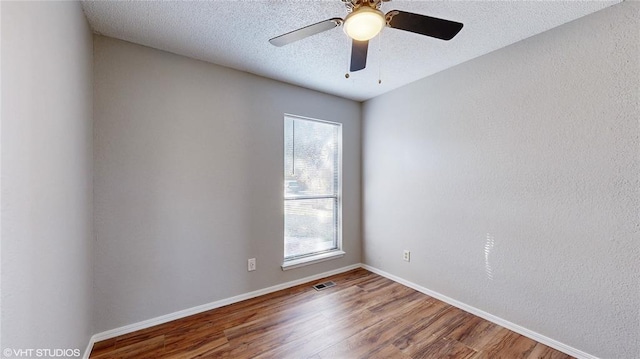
(81, 0, 619, 101)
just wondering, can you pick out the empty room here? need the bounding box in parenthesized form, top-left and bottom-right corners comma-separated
(1, 0, 638, 358)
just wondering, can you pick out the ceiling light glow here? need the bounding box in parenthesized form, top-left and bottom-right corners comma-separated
(343, 7, 386, 41)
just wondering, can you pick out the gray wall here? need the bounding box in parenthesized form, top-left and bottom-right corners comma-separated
(362, 3, 638, 359)
(93, 36, 361, 332)
(1, 0, 94, 352)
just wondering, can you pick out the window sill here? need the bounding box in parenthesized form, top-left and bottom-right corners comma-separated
(281, 250, 346, 271)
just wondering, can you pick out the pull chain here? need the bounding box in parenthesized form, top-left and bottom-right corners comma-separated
(378, 31, 383, 84)
(345, 43, 351, 78)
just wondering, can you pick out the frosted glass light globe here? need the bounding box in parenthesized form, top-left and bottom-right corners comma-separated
(343, 7, 386, 41)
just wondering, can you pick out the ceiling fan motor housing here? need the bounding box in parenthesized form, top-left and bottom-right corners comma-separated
(343, 0, 384, 13)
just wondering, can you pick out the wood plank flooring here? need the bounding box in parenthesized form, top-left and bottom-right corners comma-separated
(89, 269, 573, 359)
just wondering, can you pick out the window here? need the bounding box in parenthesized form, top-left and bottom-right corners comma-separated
(283, 115, 343, 269)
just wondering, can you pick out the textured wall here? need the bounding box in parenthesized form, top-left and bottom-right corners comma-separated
(93, 36, 361, 332)
(1, 1, 94, 353)
(362, 3, 639, 358)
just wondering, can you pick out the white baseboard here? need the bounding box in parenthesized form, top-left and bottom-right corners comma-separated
(83, 263, 361, 358)
(82, 336, 95, 359)
(361, 264, 598, 359)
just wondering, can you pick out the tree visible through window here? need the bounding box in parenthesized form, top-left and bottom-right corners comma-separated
(284, 116, 341, 261)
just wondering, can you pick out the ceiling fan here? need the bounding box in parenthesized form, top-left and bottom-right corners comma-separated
(269, 0, 464, 73)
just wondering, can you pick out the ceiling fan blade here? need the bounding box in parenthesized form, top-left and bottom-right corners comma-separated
(350, 40, 368, 72)
(386, 11, 463, 41)
(269, 18, 343, 47)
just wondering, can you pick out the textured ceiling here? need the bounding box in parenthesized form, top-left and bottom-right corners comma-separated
(81, 0, 619, 101)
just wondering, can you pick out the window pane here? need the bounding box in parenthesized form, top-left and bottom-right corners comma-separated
(284, 118, 338, 197)
(284, 198, 337, 259)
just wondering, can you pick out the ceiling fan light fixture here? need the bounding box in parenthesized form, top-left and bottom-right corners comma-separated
(343, 7, 386, 41)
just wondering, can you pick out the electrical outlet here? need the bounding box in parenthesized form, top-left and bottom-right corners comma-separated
(403, 250, 410, 262)
(248, 258, 256, 271)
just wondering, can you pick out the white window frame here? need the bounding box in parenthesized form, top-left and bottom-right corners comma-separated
(282, 114, 344, 270)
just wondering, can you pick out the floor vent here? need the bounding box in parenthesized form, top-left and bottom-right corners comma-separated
(313, 281, 336, 291)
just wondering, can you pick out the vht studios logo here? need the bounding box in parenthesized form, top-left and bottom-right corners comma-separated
(3, 348, 81, 358)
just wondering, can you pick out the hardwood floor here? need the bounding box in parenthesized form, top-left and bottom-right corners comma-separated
(89, 269, 573, 359)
